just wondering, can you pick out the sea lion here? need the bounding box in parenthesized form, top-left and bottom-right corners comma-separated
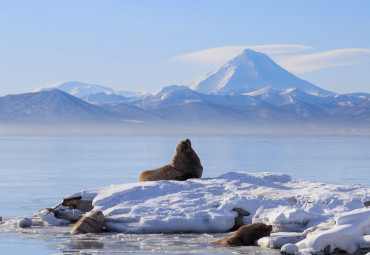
(212, 223, 272, 246)
(139, 139, 203, 182)
(70, 210, 105, 235)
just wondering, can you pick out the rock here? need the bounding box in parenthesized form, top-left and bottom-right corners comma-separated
(230, 207, 250, 231)
(62, 196, 93, 212)
(281, 243, 299, 254)
(35, 209, 70, 225)
(54, 208, 84, 222)
(0, 216, 2, 222)
(70, 210, 105, 235)
(17, 217, 32, 228)
(364, 201, 370, 207)
(359, 235, 370, 254)
(212, 223, 272, 246)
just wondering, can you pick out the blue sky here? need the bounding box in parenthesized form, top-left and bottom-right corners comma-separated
(1, 0, 370, 96)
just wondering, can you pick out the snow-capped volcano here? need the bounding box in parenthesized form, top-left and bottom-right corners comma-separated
(189, 49, 334, 96)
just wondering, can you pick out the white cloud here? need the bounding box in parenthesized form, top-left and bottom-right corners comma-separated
(275, 48, 370, 73)
(172, 45, 314, 65)
(173, 46, 370, 75)
(32, 81, 67, 92)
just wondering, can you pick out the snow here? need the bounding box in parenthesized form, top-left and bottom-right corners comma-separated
(281, 243, 299, 254)
(257, 232, 304, 249)
(35, 209, 69, 226)
(296, 208, 370, 253)
(45, 172, 369, 253)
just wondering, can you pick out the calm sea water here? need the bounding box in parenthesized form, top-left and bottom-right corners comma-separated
(0, 135, 369, 254)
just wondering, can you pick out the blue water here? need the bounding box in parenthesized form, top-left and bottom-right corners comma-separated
(0, 135, 369, 254)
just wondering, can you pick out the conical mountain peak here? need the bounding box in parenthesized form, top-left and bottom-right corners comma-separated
(230, 49, 269, 63)
(189, 49, 333, 96)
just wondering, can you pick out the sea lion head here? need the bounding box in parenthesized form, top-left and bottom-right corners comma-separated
(171, 139, 203, 179)
(176, 139, 192, 153)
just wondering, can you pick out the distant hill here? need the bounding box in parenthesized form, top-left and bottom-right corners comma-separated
(39, 81, 115, 98)
(128, 84, 370, 126)
(0, 89, 119, 121)
(38, 81, 149, 101)
(102, 102, 168, 123)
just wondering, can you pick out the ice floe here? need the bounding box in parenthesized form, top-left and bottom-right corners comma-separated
(43, 172, 369, 253)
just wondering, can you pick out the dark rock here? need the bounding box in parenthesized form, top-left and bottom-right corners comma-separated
(18, 217, 32, 228)
(62, 196, 93, 212)
(230, 207, 250, 231)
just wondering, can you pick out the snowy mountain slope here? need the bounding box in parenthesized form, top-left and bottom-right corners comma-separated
(102, 103, 168, 123)
(189, 49, 334, 96)
(244, 87, 293, 105)
(39, 81, 115, 98)
(38, 81, 149, 102)
(129, 85, 329, 124)
(135, 85, 264, 111)
(129, 85, 261, 124)
(242, 87, 369, 117)
(135, 85, 205, 110)
(3, 83, 370, 128)
(334, 93, 370, 107)
(0, 89, 173, 124)
(0, 89, 120, 121)
(328, 99, 370, 124)
(83, 92, 127, 105)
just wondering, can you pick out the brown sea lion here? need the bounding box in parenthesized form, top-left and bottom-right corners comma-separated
(70, 210, 105, 235)
(212, 223, 272, 246)
(139, 139, 203, 181)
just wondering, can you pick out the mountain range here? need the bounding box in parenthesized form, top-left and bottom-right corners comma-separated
(1, 49, 370, 134)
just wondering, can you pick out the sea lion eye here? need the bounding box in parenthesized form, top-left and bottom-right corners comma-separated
(182, 142, 187, 148)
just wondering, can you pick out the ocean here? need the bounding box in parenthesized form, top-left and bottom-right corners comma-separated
(0, 135, 369, 254)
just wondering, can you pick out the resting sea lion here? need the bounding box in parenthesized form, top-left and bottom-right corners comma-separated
(212, 223, 272, 246)
(140, 139, 203, 181)
(70, 210, 105, 235)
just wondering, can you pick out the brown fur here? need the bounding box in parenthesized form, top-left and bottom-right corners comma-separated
(70, 210, 105, 235)
(212, 223, 272, 246)
(140, 139, 203, 182)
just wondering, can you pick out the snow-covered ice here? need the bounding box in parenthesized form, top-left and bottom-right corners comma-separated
(44, 172, 369, 253)
(296, 208, 370, 253)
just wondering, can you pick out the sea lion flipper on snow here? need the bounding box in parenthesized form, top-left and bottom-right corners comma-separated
(139, 139, 203, 182)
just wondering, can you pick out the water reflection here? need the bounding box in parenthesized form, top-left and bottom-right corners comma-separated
(0, 223, 280, 254)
